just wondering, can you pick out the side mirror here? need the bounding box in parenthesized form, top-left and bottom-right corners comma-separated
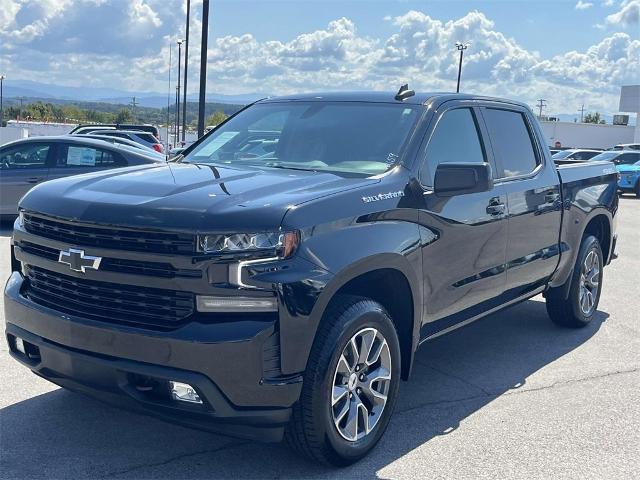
(434, 162, 493, 197)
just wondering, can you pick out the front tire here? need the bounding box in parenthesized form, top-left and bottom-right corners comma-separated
(285, 295, 401, 466)
(546, 235, 603, 328)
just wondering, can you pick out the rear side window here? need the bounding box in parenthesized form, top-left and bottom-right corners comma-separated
(137, 133, 158, 143)
(483, 109, 539, 178)
(571, 151, 599, 161)
(55, 145, 126, 168)
(420, 108, 485, 185)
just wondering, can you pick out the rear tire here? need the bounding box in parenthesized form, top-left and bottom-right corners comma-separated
(635, 180, 640, 198)
(546, 235, 603, 328)
(285, 295, 401, 466)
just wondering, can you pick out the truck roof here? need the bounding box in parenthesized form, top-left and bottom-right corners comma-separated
(260, 91, 531, 109)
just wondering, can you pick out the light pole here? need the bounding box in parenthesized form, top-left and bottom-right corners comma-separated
(0, 74, 5, 127)
(198, 0, 210, 138)
(182, 0, 190, 143)
(176, 39, 183, 145)
(166, 43, 172, 151)
(455, 42, 469, 93)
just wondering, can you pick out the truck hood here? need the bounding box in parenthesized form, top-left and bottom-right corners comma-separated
(20, 162, 378, 231)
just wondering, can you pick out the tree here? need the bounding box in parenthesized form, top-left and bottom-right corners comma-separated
(205, 110, 228, 127)
(584, 112, 606, 124)
(115, 108, 132, 124)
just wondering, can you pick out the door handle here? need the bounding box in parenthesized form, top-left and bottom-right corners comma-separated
(544, 192, 560, 203)
(486, 198, 506, 216)
(27, 177, 43, 184)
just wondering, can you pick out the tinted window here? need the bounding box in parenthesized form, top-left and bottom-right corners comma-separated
(570, 151, 599, 160)
(55, 145, 126, 168)
(615, 153, 640, 165)
(420, 108, 485, 185)
(0, 143, 50, 169)
(484, 109, 539, 177)
(135, 133, 157, 143)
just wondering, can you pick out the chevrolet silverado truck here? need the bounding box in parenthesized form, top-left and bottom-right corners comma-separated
(5, 91, 618, 465)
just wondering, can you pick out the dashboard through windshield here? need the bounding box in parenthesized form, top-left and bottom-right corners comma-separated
(185, 102, 421, 175)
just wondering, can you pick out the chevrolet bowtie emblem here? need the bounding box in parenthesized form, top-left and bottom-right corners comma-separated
(58, 248, 102, 273)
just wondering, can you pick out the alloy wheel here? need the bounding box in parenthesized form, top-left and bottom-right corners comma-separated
(331, 327, 392, 442)
(579, 249, 600, 315)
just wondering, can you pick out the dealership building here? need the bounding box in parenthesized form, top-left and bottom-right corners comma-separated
(540, 85, 639, 150)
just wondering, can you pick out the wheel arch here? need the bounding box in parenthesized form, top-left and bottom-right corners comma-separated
(309, 254, 422, 381)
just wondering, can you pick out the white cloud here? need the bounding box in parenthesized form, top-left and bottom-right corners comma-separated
(575, 1, 594, 10)
(606, 0, 640, 26)
(0, 2, 638, 116)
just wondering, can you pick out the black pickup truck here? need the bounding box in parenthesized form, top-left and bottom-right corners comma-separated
(5, 91, 618, 465)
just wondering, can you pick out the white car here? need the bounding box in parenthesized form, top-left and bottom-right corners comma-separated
(551, 149, 603, 161)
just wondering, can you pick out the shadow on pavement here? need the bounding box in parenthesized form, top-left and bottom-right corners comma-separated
(0, 298, 607, 479)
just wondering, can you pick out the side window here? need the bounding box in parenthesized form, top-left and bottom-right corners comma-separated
(0, 143, 50, 169)
(483, 108, 540, 178)
(617, 153, 640, 165)
(55, 145, 126, 168)
(420, 108, 485, 185)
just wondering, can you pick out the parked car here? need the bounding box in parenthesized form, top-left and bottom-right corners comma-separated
(70, 123, 161, 140)
(551, 149, 602, 161)
(87, 129, 165, 153)
(6, 91, 618, 465)
(612, 143, 640, 151)
(617, 160, 640, 197)
(0, 136, 164, 216)
(590, 150, 640, 166)
(68, 134, 164, 158)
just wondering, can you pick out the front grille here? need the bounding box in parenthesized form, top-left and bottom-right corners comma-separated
(18, 242, 202, 279)
(23, 213, 194, 255)
(24, 266, 195, 330)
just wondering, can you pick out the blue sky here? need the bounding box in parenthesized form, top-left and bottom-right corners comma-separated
(0, 0, 638, 116)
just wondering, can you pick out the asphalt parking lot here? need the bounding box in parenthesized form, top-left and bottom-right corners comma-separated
(1, 197, 638, 480)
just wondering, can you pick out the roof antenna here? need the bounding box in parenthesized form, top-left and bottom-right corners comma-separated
(395, 84, 415, 101)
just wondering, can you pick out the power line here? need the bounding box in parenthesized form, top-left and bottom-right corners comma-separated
(579, 104, 585, 123)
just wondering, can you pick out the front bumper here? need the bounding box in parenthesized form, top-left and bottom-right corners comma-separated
(4, 272, 302, 442)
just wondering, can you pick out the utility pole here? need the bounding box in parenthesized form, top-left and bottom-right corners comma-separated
(197, 0, 210, 138)
(0, 74, 5, 127)
(176, 39, 183, 145)
(579, 104, 585, 123)
(166, 43, 172, 150)
(455, 42, 469, 93)
(182, 0, 190, 143)
(536, 99, 547, 119)
(18, 97, 24, 122)
(129, 96, 138, 122)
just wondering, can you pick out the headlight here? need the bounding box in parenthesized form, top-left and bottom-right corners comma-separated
(198, 231, 299, 258)
(17, 211, 24, 228)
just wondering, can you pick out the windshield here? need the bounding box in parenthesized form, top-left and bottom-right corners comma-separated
(551, 150, 574, 159)
(590, 151, 619, 162)
(185, 102, 421, 175)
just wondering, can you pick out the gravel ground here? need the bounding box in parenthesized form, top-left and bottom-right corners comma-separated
(1, 197, 638, 480)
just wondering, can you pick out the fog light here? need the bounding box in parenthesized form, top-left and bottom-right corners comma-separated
(169, 381, 203, 404)
(15, 337, 26, 355)
(196, 295, 278, 312)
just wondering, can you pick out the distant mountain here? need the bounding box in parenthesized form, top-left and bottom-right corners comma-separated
(3, 79, 268, 106)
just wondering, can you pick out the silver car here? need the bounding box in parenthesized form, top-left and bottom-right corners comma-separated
(0, 136, 163, 216)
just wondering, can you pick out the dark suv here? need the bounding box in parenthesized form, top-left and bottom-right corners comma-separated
(5, 91, 617, 465)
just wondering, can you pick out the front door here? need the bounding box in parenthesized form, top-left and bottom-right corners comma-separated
(416, 104, 508, 338)
(0, 142, 51, 215)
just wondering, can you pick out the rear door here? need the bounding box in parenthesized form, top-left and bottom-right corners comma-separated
(0, 142, 51, 215)
(417, 103, 508, 336)
(48, 143, 127, 181)
(480, 105, 562, 298)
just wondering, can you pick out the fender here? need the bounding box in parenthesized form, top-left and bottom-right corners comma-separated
(275, 218, 424, 377)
